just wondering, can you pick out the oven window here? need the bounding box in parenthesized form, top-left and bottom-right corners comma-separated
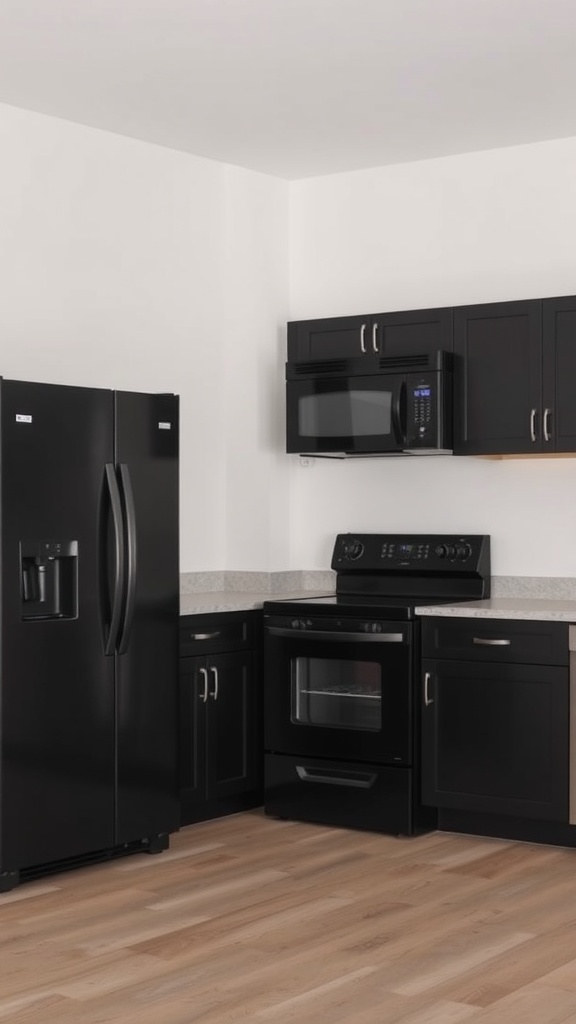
(298, 390, 392, 438)
(291, 657, 381, 732)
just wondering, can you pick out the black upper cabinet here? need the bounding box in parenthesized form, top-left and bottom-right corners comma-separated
(454, 299, 542, 455)
(454, 295, 576, 455)
(543, 296, 576, 452)
(287, 314, 380, 365)
(287, 307, 453, 367)
(376, 307, 453, 360)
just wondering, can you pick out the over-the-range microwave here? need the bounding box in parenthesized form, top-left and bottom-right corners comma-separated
(286, 351, 453, 457)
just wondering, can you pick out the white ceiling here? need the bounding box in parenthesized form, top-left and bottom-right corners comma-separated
(1, 0, 576, 179)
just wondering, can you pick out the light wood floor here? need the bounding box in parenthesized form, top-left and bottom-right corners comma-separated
(3, 812, 576, 1022)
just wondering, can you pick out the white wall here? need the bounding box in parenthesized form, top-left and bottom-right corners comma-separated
(289, 137, 576, 575)
(0, 102, 289, 572)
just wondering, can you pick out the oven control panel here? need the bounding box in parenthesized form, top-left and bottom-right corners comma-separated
(332, 533, 490, 572)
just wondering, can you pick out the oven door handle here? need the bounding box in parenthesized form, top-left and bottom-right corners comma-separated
(266, 627, 406, 643)
(296, 766, 376, 789)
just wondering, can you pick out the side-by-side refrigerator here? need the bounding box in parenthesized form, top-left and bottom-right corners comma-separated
(0, 378, 180, 891)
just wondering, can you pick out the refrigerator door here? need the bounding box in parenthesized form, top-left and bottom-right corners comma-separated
(1, 380, 115, 871)
(114, 391, 180, 844)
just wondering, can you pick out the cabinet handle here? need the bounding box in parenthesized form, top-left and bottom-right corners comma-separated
(530, 408, 537, 442)
(372, 323, 379, 353)
(544, 407, 552, 442)
(360, 323, 367, 354)
(424, 671, 433, 706)
(209, 665, 219, 700)
(472, 637, 511, 646)
(198, 666, 209, 702)
(190, 631, 221, 641)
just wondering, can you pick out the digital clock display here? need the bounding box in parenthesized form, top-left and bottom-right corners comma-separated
(414, 387, 431, 398)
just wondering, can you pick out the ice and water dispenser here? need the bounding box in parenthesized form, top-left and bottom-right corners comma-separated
(20, 540, 78, 620)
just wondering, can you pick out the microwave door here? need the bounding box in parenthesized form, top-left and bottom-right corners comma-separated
(287, 375, 407, 455)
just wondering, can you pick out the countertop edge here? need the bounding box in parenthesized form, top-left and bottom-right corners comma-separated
(415, 598, 576, 622)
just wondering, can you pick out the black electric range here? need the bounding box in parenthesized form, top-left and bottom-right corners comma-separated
(262, 533, 491, 837)
(264, 532, 491, 619)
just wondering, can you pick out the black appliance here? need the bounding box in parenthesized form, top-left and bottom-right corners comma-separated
(286, 351, 452, 457)
(0, 378, 179, 892)
(263, 533, 490, 835)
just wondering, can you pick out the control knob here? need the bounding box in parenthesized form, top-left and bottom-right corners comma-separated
(455, 543, 472, 561)
(341, 538, 364, 561)
(434, 544, 447, 558)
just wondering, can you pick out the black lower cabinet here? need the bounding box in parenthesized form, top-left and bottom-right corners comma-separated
(421, 618, 570, 824)
(179, 611, 263, 825)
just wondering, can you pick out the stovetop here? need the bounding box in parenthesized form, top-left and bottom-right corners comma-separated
(264, 533, 491, 620)
(262, 592, 456, 620)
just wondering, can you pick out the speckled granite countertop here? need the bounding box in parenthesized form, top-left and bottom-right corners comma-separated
(180, 589, 334, 616)
(415, 597, 576, 622)
(179, 572, 576, 620)
(179, 570, 335, 616)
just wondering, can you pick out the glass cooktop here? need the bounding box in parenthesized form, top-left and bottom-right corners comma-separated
(263, 593, 453, 620)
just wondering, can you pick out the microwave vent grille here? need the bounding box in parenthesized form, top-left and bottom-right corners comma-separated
(379, 354, 431, 370)
(292, 360, 348, 375)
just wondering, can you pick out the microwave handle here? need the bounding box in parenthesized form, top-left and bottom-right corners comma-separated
(392, 380, 407, 445)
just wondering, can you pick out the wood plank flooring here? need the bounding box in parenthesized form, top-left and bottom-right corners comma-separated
(3, 811, 576, 1021)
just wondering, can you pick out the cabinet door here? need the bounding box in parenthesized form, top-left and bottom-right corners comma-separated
(179, 656, 206, 825)
(543, 296, 576, 452)
(421, 659, 568, 821)
(454, 300, 542, 454)
(287, 315, 376, 363)
(205, 651, 258, 801)
(376, 307, 453, 359)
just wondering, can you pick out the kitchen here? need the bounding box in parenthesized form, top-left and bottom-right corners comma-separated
(3, 0, 576, 1020)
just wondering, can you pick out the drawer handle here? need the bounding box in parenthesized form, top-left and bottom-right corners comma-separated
(190, 631, 221, 641)
(296, 766, 376, 789)
(472, 637, 511, 646)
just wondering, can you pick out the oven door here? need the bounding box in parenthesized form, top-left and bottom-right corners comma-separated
(286, 374, 407, 455)
(264, 617, 413, 765)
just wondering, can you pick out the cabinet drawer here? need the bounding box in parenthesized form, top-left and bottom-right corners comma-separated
(180, 611, 253, 657)
(422, 617, 569, 666)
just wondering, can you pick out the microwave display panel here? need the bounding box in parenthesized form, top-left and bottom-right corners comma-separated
(298, 389, 392, 438)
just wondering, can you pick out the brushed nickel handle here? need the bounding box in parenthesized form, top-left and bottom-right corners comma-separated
(472, 637, 511, 646)
(530, 408, 537, 442)
(424, 671, 433, 706)
(198, 666, 209, 702)
(544, 407, 552, 442)
(372, 323, 379, 353)
(360, 323, 367, 353)
(191, 631, 221, 641)
(209, 665, 219, 701)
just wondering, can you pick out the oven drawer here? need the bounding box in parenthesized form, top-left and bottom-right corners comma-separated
(264, 753, 416, 835)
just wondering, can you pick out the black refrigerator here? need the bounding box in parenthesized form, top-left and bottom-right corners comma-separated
(0, 378, 180, 892)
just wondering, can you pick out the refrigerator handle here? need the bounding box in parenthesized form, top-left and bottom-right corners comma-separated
(104, 464, 126, 656)
(117, 463, 138, 655)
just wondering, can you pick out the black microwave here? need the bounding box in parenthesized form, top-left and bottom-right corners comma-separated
(286, 351, 453, 457)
